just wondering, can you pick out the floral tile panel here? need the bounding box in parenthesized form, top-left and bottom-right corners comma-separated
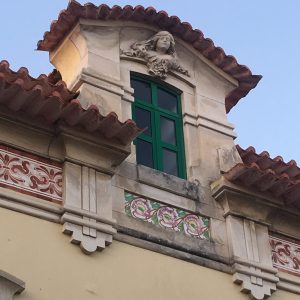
(0, 145, 62, 203)
(270, 235, 300, 276)
(125, 192, 209, 240)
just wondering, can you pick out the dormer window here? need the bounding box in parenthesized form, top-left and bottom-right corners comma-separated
(131, 75, 186, 179)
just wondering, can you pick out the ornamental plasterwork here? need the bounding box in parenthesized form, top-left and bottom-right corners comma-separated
(125, 192, 209, 240)
(122, 31, 189, 79)
(270, 235, 300, 276)
(0, 145, 62, 203)
(0, 146, 116, 255)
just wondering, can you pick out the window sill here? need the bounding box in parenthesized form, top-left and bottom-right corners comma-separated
(136, 164, 199, 201)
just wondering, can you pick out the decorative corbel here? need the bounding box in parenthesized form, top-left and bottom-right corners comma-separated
(212, 178, 279, 299)
(0, 270, 25, 300)
(227, 216, 278, 299)
(62, 162, 117, 254)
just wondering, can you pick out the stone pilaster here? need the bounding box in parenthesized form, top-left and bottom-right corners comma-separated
(62, 162, 117, 254)
(59, 130, 130, 254)
(227, 216, 278, 299)
(212, 177, 279, 299)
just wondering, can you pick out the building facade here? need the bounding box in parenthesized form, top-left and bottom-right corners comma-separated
(1, 1, 300, 299)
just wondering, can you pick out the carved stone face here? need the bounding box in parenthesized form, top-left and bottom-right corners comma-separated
(122, 30, 189, 78)
(156, 35, 171, 54)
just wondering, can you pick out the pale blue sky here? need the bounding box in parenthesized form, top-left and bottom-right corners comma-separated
(1, 1, 299, 163)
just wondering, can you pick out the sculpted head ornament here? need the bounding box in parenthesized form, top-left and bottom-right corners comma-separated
(122, 31, 189, 79)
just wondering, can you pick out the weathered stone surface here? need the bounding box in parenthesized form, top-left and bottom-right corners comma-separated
(137, 165, 200, 200)
(62, 162, 117, 254)
(122, 31, 189, 79)
(114, 211, 229, 265)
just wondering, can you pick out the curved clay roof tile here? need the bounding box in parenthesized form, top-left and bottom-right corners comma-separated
(37, 1, 262, 113)
(0, 61, 142, 146)
(224, 145, 300, 208)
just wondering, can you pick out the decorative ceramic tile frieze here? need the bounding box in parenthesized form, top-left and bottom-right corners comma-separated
(0, 145, 62, 203)
(270, 235, 300, 276)
(125, 192, 209, 240)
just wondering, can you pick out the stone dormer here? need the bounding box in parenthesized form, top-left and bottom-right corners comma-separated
(5, 2, 300, 300)
(39, 2, 261, 185)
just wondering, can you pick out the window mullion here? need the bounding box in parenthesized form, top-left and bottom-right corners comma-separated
(154, 112, 162, 172)
(176, 114, 186, 179)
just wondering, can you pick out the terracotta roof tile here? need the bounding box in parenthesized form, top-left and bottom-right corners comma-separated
(0, 60, 142, 146)
(224, 145, 300, 208)
(37, 0, 262, 113)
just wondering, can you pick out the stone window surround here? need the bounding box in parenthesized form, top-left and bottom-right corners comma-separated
(131, 74, 187, 179)
(117, 27, 237, 130)
(1, 21, 299, 300)
(112, 162, 229, 270)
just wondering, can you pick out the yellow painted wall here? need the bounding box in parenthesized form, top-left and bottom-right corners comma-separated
(0, 207, 298, 300)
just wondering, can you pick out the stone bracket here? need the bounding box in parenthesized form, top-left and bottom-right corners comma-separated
(63, 162, 117, 254)
(232, 262, 278, 300)
(0, 270, 25, 300)
(226, 215, 278, 299)
(62, 215, 115, 254)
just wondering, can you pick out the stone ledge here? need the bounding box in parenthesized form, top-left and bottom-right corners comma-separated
(0, 188, 62, 223)
(114, 211, 229, 265)
(137, 164, 200, 201)
(114, 162, 224, 220)
(115, 232, 232, 274)
(277, 272, 300, 294)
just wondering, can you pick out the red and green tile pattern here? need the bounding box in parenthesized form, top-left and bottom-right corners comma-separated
(125, 192, 209, 240)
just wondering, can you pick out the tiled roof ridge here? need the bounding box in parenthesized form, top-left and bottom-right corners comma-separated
(36, 0, 262, 113)
(236, 145, 300, 180)
(0, 60, 142, 146)
(224, 145, 300, 208)
(0, 60, 76, 103)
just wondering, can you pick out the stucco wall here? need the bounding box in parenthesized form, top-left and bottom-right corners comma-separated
(0, 207, 297, 300)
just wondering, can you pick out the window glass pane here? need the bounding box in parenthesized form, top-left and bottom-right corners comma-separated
(160, 117, 176, 145)
(136, 139, 153, 168)
(163, 149, 178, 177)
(157, 88, 178, 113)
(136, 107, 151, 136)
(131, 79, 151, 103)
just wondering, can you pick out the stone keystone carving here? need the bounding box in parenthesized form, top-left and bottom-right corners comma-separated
(122, 31, 189, 79)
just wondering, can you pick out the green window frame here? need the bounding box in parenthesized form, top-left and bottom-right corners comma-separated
(131, 74, 187, 179)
